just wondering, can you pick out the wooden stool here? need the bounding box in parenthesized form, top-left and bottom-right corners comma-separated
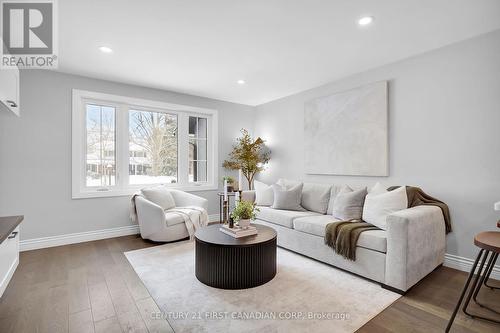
(446, 231, 500, 332)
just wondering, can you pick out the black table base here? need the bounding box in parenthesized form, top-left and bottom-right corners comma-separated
(195, 237, 277, 289)
(446, 249, 500, 332)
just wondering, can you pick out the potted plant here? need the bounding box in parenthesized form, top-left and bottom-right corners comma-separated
(223, 129, 271, 190)
(231, 200, 259, 229)
(222, 176, 235, 192)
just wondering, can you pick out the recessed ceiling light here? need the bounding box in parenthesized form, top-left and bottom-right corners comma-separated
(99, 46, 113, 53)
(237, 79, 246, 85)
(358, 16, 374, 26)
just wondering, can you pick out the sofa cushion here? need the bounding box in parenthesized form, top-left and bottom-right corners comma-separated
(277, 179, 331, 214)
(293, 215, 341, 237)
(256, 206, 321, 229)
(164, 211, 186, 227)
(293, 215, 387, 253)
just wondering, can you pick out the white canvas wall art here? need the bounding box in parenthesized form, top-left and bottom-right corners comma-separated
(304, 81, 388, 176)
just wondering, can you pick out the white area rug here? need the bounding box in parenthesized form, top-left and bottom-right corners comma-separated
(125, 240, 400, 333)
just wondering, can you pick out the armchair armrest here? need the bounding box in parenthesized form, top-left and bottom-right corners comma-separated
(241, 190, 255, 203)
(385, 206, 446, 291)
(135, 196, 166, 238)
(169, 190, 208, 210)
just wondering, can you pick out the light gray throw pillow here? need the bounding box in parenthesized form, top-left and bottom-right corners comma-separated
(271, 183, 304, 211)
(331, 186, 367, 220)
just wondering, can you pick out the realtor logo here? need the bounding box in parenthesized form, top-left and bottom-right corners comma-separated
(1, 0, 58, 68)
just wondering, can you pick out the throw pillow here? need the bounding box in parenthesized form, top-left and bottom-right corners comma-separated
(331, 186, 367, 220)
(271, 183, 305, 211)
(141, 186, 176, 210)
(368, 182, 386, 195)
(362, 186, 408, 230)
(326, 184, 343, 215)
(301, 182, 331, 214)
(254, 180, 274, 206)
(276, 178, 301, 189)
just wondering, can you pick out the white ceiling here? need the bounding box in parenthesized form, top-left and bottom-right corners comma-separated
(58, 0, 500, 106)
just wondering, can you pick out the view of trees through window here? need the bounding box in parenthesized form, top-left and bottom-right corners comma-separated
(129, 110, 178, 184)
(85, 104, 116, 187)
(84, 101, 207, 189)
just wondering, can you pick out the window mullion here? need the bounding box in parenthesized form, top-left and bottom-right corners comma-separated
(178, 113, 189, 186)
(116, 104, 129, 189)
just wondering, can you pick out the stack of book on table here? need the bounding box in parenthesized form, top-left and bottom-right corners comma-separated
(219, 224, 258, 238)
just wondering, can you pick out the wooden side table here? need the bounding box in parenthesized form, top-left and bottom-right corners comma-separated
(446, 231, 500, 331)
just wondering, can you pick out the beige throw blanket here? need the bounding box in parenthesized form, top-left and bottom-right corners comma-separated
(165, 206, 209, 238)
(130, 194, 209, 239)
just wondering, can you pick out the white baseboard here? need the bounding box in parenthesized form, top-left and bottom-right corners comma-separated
(444, 253, 500, 281)
(20, 225, 141, 252)
(20, 214, 221, 252)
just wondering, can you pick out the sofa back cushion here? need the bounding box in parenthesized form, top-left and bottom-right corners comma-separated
(362, 185, 408, 230)
(271, 183, 305, 211)
(331, 186, 367, 220)
(141, 186, 176, 210)
(277, 178, 331, 214)
(254, 180, 274, 206)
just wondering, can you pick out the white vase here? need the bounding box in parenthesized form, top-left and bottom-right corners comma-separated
(238, 219, 251, 229)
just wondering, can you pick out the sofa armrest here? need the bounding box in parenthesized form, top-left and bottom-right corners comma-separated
(385, 206, 446, 291)
(169, 190, 208, 210)
(135, 196, 167, 237)
(241, 190, 255, 203)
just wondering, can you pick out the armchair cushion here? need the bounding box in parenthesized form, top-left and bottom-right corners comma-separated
(141, 186, 176, 210)
(164, 211, 187, 227)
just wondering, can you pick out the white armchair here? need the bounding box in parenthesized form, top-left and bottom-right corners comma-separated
(135, 189, 208, 242)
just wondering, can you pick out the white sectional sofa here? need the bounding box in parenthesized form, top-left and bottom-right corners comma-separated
(243, 180, 446, 293)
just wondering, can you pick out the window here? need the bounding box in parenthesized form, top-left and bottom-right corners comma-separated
(72, 90, 218, 198)
(129, 110, 178, 185)
(189, 116, 207, 183)
(85, 104, 116, 187)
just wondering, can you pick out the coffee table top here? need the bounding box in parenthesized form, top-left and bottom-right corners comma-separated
(195, 223, 276, 246)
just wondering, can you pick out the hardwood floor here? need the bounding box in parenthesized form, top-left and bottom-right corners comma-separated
(0, 235, 172, 333)
(0, 235, 498, 333)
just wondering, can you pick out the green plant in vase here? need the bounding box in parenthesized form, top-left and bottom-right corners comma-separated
(231, 200, 259, 229)
(222, 176, 235, 192)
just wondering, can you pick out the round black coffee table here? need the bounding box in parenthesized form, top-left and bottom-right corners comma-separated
(194, 224, 277, 289)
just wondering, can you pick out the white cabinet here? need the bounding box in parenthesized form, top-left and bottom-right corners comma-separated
(0, 66, 20, 116)
(0, 226, 19, 297)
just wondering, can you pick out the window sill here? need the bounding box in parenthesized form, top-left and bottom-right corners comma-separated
(72, 184, 219, 199)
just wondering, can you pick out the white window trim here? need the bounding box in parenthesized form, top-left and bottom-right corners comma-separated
(72, 89, 218, 199)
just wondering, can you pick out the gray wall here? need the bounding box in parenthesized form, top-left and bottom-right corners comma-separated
(254, 30, 500, 259)
(0, 70, 254, 240)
